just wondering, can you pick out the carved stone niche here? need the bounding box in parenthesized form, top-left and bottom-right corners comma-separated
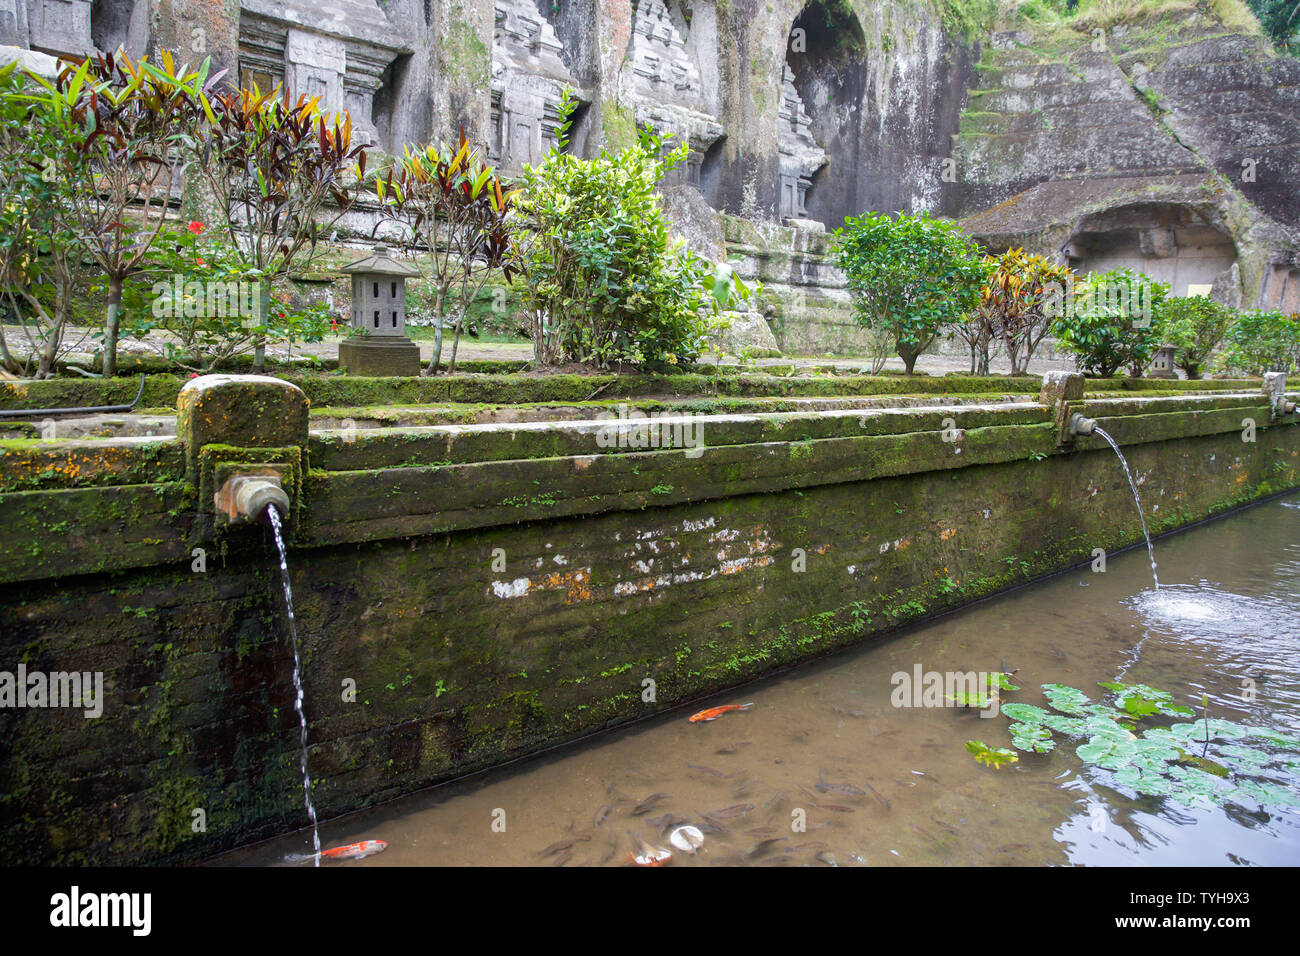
(627, 0, 722, 190)
(24, 0, 93, 59)
(490, 0, 586, 174)
(239, 0, 412, 146)
(778, 64, 827, 223)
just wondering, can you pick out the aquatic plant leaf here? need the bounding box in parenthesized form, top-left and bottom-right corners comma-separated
(1216, 744, 1273, 769)
(1244, 727, 1300, 749)
(1230, 779, 1300, 808)
(1176, 749, 1231, 778)
(1169, 718, 1247, 742)
(1000, 703, 1049, 724)
(949, 691, 992, 708)
(988, 673, 1020, 692)
(1130, 770, 1174, 797)
(1042, 683, 1093, 715)
(1041, 714, 1088, 735)
(1077, 735, 1138, 771)
(981, 679, 1299, 811)
(1099, 681, 1194, 718)
(1082, 715, 1135, 741)
(1140, 727, 1184, 749)
(966, 740, 1018, 769)
(1166, 764, 1229, 808)
(1008, 722, 1055, 753)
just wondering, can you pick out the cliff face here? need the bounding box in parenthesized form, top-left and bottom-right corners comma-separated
(953, 3, 1300, 309)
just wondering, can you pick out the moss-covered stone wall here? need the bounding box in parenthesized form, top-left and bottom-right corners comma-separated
(0, 388, 1296, 864)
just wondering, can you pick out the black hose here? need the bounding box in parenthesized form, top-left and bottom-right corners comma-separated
(0, 374, 148, 419)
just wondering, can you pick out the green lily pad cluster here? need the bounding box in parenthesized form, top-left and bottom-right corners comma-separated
(993, 681, 1300, 810)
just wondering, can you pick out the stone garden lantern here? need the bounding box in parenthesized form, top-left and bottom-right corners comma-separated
(1149, 344, 1178, 379)
(338, 243, 422, 376)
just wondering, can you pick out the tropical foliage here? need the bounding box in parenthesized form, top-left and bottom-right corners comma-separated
(1050, 267, 1168, 378)
(973, 248, 1074, 375)
(1153, 294, 1234, 378)
(27, 51, 222, 377)
(834, 211, 986, 374)
(1216, 308, 1300, 375)
(188, 81, 365, 370)
(0, 61, 87, 378)
(375, 129, 513, 374)
(511, 91, 748, 369)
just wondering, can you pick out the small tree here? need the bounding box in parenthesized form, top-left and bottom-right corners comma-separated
(190, 83, 366, 370)
(375, 129, 513, 375)
(30, 51, 220, 377)
(952, 308, 995, 376)
(977, 248, 1073, 375)
(1154, 295, 1234, 379)
(0, 61, 87, 378)
(1216, 309, 1300, 375)
(511, 93, 747, 369)
(1050, 268, 1167, 378)
(834, 211, 986, 374)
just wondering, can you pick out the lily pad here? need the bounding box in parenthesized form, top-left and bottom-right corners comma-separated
(1008, 722, 1055, 753)
(1000, 703, 1050, 724)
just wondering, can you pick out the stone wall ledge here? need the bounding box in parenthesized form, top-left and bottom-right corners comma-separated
(1, 392, 1294, 585)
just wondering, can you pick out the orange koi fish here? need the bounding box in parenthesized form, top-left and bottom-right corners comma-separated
(688, 702, 754, 723)
(320, 840, 387, 861)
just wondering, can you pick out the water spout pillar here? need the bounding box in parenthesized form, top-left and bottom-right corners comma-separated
(177, 375, 309, 541)
(1041, 371, 1087, 446)
(1263, 372, 1298, 420)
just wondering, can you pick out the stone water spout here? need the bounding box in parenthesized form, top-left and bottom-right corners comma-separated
(215, 474, 290, 525)
(1069, 413, 1098, 437)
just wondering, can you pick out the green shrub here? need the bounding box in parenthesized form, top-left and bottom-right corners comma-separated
(1216, 309, 1300, 375)
(511, 93, 746, 369)
(1154, 295, 1234, 379)
(1049, 268, 1168, 378)
(833, 210, 986, 374)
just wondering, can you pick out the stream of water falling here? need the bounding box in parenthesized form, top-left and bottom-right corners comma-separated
(1093, 426, 1159, 590)
(266, 504, 321, 866)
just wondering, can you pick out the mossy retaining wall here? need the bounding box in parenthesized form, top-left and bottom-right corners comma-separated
(0, 385, 1297, 864)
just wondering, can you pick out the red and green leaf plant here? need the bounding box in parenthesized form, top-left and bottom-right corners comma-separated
(26, 50, 223, 377)
(0, 61, 92, 378)
(374, 128, 514, 375)
(975, 248, 1074, 375)
(188, 81, 366, 370)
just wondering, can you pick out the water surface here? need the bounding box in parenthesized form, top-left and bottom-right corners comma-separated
(218, 493, 1300, 867)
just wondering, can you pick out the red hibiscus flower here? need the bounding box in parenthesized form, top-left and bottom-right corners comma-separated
(187, 221, 204, 235)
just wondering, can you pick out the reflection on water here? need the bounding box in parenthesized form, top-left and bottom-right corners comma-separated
(216, 493, 1300, 867)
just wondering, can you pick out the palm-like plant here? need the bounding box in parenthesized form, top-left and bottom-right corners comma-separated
(374, 129, 514, 375)
(29, 51, 222, 377)
(189, 83, 366, 370)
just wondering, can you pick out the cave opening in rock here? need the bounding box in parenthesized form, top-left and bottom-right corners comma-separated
(783, 0, 867, 227)
(1062, 202, 1240, 300)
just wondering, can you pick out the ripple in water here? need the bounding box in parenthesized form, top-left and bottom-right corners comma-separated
(1128, 583, 1300, 644)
